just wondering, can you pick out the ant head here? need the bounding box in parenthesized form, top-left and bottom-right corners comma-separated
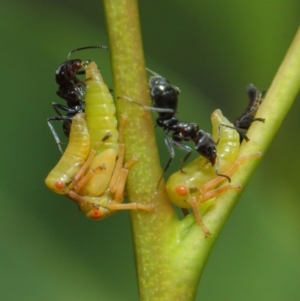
(146, 68, 181, 95)
(149, 77, 180, 93)
(149, 75, 169, 89)
(149, 76, 180, 101)
(55, 59, 85, 85)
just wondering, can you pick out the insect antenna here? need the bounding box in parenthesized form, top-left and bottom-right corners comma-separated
(146, 67, 162, 77)
(214, 156, 231, 183)
(117, 96, 174, 113)
(67, 45, 109, 60)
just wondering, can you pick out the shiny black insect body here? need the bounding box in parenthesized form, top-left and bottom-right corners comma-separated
(233, 84, 265, 142)
(47, 46, 108, 153)
(148, 76, 221, 182)
(47, 59, 86, 153)
(120, 70, 229, 185)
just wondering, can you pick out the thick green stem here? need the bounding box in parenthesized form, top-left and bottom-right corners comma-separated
(103, 1, 300, 299)
(103, 0, 182, 300)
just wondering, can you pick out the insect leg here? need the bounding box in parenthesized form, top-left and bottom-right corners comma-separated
(110, 153, 138, 202)
(117, 114, 128, 144)
(214, 157, 231, 183)
(48, 102, 83, 153)
(155, 135, 176, 189)
(106, 201, 153, 212)
(69, 133, 111, 193)
(117, 95, 175, 114)
(181, 208, 189, 216)
(108, 143, 125, 196)
(200, 151, 262, 194)
(188, 196, 211, 238)
(52, 102, 74, 116)
(199, 184, 241, 202)
(108, 115, 139, 200)
(47, 115, 72, 153)
(171, 140, 193, 173)
(231, 115, 265, 142)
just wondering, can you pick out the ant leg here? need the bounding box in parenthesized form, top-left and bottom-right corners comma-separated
(218, 123, 250, 142)
(156, 159, 172, 189)
(48, 103, 81, 153)
(220, 123, 252, 142)
(52, 103, 73, 116)
(214, 157, 231, 183)
(47, 118, 63, 153)
(181, 208, 189, 216)
(155, 135, 176, 189)
(47, 116, 71, 153)
(234, 115, 265, 142)
(172, 140, 193, 173)
(252, 117, 265, 123)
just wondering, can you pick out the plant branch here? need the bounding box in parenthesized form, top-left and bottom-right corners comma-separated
(103, 0, 181, 299)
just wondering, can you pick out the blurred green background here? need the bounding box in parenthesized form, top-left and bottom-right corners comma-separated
(1, 0, 299, 300)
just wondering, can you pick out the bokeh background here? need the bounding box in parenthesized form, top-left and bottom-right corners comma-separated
(1, 0, 300, 300)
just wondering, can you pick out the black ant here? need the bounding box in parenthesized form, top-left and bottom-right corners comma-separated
(118, 69, 230, 187)
(47, 45, 108, 153)
(232, 84, 265, 142)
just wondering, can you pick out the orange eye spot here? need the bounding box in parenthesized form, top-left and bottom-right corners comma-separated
(89, 208, 104, 219)
(175, 185, 188, 196)
(54, 181, 65, 190)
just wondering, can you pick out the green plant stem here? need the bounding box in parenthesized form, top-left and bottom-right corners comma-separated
(103, 1, 300, 298)
(103, 0, 182, 299)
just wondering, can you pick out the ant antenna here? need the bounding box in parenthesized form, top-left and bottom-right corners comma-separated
(117, 96, 174, 113)
(146, 67, 162, 77)
(68, 45, 109, 60)
(214, 156, 231, 183)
